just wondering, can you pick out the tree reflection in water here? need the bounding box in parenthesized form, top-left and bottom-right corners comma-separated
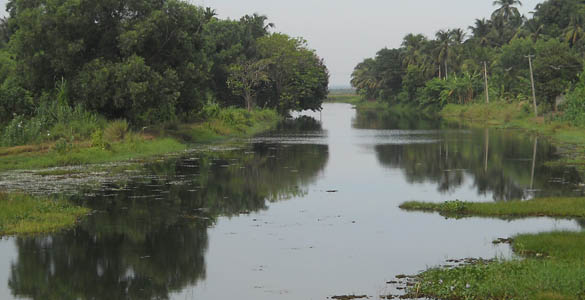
(8, 117, 329, 300)
(374, 127, 582, 201)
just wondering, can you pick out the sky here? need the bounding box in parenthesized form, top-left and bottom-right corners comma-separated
(0, 0, 544, 87)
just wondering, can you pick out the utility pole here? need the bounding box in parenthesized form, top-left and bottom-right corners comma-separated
(526, 55, 538, 117)
(483, 61, 490, 104)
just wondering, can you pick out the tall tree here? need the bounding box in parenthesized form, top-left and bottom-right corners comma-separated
(469, 19, 492, 46)
(435, 30, 453, 79)
(492, 0, 523, 23)
(564, 9, 585, 47)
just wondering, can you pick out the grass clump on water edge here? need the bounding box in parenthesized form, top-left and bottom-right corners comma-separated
(400, 197, 585, 218)
(399, 198, 585, 299)
(0, 192, 89, 236)
(408, 258, 585, 300)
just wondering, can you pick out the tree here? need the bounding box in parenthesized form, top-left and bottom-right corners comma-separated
(469, 19, 492, 46)
(435, 30, 453, 79)
(257, 33, 329, 113)
(492, 0, 523, 23)
(533, 38, 582, 110)
(227, 59, 269, 111)
(373, 48, 404, 102)
(564, 9, 585, 48)
(351, 58, 379, 100)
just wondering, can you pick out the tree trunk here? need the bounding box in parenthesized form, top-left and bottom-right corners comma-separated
(244, 91, 252, 112)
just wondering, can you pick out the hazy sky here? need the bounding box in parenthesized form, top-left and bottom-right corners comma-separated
(0, 0, 544, 87)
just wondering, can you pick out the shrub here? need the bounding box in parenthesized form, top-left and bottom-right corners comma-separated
(201, 102, 221, 119)
(90, 129, 107, 149)
(53, 137, 74, 155)
(0, 115, 44, 146)
(560, 72, 585, 127)
(440, 200, 468, 213)
(219, 108, 251, 127)
(104, 120, 129, 142)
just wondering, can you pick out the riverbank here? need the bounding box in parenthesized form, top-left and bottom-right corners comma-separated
(0, 108, 281, 172)
(397, 198, 585, 299)
(441, 101, 585, 145)
(0, 192, 89, 236)
(0, 108, 280, 236)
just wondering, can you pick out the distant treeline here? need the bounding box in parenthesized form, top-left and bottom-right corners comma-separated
(0, 0, 329, 127)
(352, 0, 585, 124)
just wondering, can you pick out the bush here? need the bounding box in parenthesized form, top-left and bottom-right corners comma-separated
(53, 137, 74, 155)
(201, 102, 221, 119)
(219, 108, 252, 127)
(560, 72, 585, 126)
(90, 129, 108, 149)
(1, 115, 44, 146)
(440, 200, 468, 213)
(0, 100, 103, 147)
(0, 78, 34, 126)
(104, 120, 129, 142)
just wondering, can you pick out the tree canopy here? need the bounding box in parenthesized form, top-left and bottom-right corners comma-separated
(352, 0, 585, 112)
(0, 0, 329, 127)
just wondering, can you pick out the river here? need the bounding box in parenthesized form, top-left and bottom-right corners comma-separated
(0, 103, 583, 299)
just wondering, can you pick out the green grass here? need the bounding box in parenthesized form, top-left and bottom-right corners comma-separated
(400, 197, 585, 219)
(0, 138, 186, 171)
(0, 193, 89, 236)
(355, 100, 390, 110)
(441, 101, 532, 126)
(441, 101, 585, 150)
(399, 198, 585, 299)
(408, 258, 585, 300)
(165, 108, 280, 143)
(0, 108, 281, 171)
(325, 93, 362, 104)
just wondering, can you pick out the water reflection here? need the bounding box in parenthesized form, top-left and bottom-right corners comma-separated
(353, 106, 442, 130)
(7, 123, 329, 299)
(371, 120, 583, 201)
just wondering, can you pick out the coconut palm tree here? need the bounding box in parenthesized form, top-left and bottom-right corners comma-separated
(565, 11, 585, 47)
(469, 19, 492, 46)
(401, 34, 427, 66)
(351, 59, 380, 99)
(435, 30, 453, 79)
(520, 18, 544, 42)
(492, 0, 523, 23)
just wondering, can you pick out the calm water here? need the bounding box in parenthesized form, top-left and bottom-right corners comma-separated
(1, 103, 584, 300)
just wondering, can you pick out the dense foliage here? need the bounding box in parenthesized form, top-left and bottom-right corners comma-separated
(0, 0, 329, 143)
(352, 0, 585, 116)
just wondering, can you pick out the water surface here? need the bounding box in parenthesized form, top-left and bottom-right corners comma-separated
(1, 103, 583, 299)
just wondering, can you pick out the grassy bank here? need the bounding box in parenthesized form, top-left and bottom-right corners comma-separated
(0, 192, 89, 236)
(0, 108, 281, 172)
(441, 101, 585, 144)
(398, 198, 585, 299)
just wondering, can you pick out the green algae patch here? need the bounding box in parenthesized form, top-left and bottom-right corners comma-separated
(0, 193, 89, 236)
